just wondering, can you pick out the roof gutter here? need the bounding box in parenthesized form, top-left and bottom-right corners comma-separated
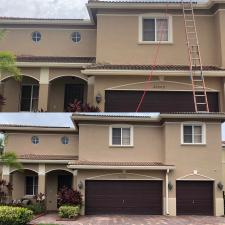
(82, 69, 225, 77)
(67, 164, 175, 170)
(18, 159, 71, 164)
(16, 62, 93, 68)
(0, 126, 76, 132)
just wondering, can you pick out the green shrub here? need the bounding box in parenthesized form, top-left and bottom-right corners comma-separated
(26, 203, 46, 215)
(58, 205, 80, 219)
(0, 206, 33, 225)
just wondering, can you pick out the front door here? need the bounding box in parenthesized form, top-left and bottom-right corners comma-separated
(64, 84, 84, 111)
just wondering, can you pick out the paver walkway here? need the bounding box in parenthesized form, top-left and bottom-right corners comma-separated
(30, 213, 225, 225)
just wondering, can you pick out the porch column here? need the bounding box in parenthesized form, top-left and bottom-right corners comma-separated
(38, 164, 46, 194)
(73, 170, 78, 190)
(38, 68, 49, 112)
(165, 169, 169, 215)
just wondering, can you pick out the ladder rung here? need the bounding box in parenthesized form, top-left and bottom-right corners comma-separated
(195, 95, 205, 97)
(192, 58, 200, 60)
(196, 103, 207, 105)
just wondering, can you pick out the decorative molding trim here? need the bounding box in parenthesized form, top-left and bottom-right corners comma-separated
(177, 172, 214, 181)
(86, 172, 162, 180)
(38, 164, 46, 176)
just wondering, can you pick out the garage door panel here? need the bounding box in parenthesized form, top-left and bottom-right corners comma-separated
(85, 180, 162, 215)
(105, 91, 219, 112)
(176, 181, 213, 215)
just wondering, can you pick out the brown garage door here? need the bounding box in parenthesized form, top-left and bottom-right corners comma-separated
(105, 91, 219, 112)
(85, 180, 162, 215)
(176, 181, 214, 215)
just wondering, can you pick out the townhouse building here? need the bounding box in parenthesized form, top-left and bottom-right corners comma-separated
(0, 0, 225, 216)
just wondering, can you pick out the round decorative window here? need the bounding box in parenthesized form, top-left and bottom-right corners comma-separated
(61, 136, 69, 145)
(71, 32, 81, 43)
(32, 31, 41, 42)
(31, 136, 39, 144)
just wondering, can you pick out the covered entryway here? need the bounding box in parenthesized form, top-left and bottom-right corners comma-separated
(105, 90, 219, 112)
(176, 181, 214, 215)
(85, 180, 163, 215)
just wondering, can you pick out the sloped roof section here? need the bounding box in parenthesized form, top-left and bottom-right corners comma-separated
(0, 113, 74, 129)
(87, 64, 224, 71)
(19, 154, 78, 161)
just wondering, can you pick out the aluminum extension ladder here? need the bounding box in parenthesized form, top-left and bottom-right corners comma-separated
(182, 0, 209, 112)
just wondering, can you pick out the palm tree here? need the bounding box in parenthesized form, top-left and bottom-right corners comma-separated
(0, 30, 21, 109)
(0, 133, 22, 170)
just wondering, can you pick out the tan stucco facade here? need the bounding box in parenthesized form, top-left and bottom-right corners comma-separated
(0, 0, 225, 217)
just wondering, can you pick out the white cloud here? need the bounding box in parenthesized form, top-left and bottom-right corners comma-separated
(0, 0, 89, 19)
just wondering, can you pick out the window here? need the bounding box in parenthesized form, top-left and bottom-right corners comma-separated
(71, 32, 81, 43)
(110, 126, 133, 147)
(32, 31, 41, 42)
(25, 176, 38, 196)
(20, 85, 39, 112)
(139, 16, 172, 43)
(31, 136, 39, 144)
(182, 124, 205, 144)
(61, 136, 69, 145)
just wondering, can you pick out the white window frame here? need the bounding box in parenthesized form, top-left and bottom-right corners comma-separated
(25, 176, 38, 196)
(138, 14, 173, 44)
(31, 31, 41, 43)
(109, 125, 134, 147)
(181, 122, 206, 145)
(71, 31, 81, 43)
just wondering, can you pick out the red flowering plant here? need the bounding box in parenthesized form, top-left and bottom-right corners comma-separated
(67, 99, 100, 112)
(57, 187, 82, 207)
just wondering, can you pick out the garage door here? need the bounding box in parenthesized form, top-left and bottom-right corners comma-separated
(105, 91, 219, 112)
(176, 181, 213, 215)
(85, 180, 162, 215)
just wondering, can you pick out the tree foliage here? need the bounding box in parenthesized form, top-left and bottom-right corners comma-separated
(0, 51, 21, 81)
(0, 152, 22, 170)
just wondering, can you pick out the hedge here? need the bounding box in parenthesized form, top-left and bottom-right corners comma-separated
(58, 205, 80, 219)
(0, 206, 33, 225)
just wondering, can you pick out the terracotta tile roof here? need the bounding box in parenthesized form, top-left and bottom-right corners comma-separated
(87, 64, 224, 71)
(16, 56, 96, 64)
(19, 154, 78, 160)
(69, 160, 173, 167)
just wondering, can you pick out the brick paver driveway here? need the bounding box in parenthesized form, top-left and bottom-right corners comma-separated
(30, 213, 225, 225)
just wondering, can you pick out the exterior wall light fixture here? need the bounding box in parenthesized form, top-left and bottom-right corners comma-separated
(217, 182, 223, 190)
(168, 181, 173, 191)
(96, 93, 102, 104)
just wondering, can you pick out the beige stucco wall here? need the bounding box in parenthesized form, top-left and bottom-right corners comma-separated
(78, 123, 164, 162)
(92, 75, 225, 112)
(5, 132, 78, 156)
(0, 29, 96, 57)
(96, 14, 218, 66)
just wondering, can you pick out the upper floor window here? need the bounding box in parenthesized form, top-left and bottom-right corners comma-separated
(61, 136, 69, 145)
(20, 85, 39, 112)
(139, 16, 172, 43)
(182, 123, 205, 145)
(32, 31, 41, 42)
(71, 32, 81, 43)
(109, 126, 133, 147)
(31, 136, 39, 144)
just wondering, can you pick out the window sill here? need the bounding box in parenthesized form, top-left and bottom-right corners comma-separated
(181, 143, 206, 146)
(109, 145, 134, 148)
(138, 41, 173, 45)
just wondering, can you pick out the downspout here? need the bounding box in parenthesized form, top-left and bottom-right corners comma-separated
(166, 169, 169, 215)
